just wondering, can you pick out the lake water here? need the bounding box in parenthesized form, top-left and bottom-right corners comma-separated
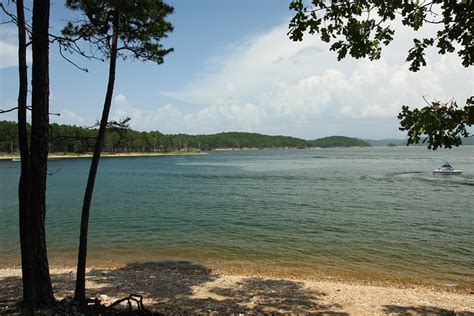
(0, 147, 473, 290)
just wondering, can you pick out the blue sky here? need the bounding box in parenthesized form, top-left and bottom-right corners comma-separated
(1, 1, 472, 139)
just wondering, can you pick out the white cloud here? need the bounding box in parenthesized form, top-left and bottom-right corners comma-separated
(1, 11, 471, 139)
(51, 109, 86, 126)
(117, 20, 472, 139)
(0, 41, 20, 68)
(166, 24, 326, 105)
(111, 94, 267, 134)
(0, 26, 32, 68)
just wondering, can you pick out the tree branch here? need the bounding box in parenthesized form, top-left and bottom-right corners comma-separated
(0, 107, 19, 114)
(1, 106, 60, 116)
(58, 45, 89, 72)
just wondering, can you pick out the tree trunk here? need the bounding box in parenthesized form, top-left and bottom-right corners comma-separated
(16, 0, 35, 313)
(30, 0, 55, 306)
(74, 13, 119, 303)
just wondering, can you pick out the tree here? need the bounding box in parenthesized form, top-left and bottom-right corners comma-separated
(1, 0, 56, 309)
(288, 0, 473, 149)
(14, 0, 35, 313)
(29, 0, 56, 306)
(61, 0, 174, 303)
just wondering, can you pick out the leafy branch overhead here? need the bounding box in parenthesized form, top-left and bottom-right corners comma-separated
(62, 0, 173, 62)
(399, 97, 474, 150)
(288, 0, 473, 150)
(288, 0, 472, 72)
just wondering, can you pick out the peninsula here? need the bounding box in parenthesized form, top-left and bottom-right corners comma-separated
(0, 121, 370, 155)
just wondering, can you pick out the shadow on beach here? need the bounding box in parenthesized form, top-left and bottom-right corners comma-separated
(0, 276, 23, 310)
(382, 305, 474, 316)
(3, 261, 473, 315)
(208, 276, 342, 314)
(0, 260, 346, 314)
(83, 260, 345, 314)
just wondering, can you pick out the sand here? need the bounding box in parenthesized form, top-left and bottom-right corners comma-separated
(0, 151, 205, 160)
(1, 262, 473, 315)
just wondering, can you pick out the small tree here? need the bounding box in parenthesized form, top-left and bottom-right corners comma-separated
(62, 0, 174, 303)
(288, 0, 473, 149)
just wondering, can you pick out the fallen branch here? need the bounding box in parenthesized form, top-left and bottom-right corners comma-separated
(45, 294, 152, 315)
(108, 294, 146, 311)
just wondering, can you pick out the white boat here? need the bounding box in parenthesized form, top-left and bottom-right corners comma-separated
(12, 158, 20, 162)
(433, 162, 462, 174)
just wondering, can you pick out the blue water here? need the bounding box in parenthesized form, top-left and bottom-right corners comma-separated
(0, 147, 473, 289)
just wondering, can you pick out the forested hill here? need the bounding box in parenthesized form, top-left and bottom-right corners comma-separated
(306, 136, 371, 148)
(0, 121, 370, 153)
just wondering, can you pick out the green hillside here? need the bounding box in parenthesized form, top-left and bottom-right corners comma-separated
(307, 136, 371, 148)
(170, 132, 308, 150)
(0, 120, 370, 153)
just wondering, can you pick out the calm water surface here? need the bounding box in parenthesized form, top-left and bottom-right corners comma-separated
(0, 147, 473, 289)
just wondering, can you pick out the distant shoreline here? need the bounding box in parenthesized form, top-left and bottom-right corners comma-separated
(2, 145, 473, 160)
(0, 151, 206, 160)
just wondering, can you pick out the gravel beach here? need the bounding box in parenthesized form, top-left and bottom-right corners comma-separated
(1, 262, 473, 315)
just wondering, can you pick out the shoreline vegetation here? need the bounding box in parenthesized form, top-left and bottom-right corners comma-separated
(1, 120, 370, 154)
(3, 121, 474, 153)
(1, 265, 473, 314)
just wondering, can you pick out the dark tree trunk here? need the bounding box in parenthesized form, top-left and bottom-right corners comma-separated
(16, 0, 35, 313)
(30, 0, 55, 306)
(74, 13, 119, 303)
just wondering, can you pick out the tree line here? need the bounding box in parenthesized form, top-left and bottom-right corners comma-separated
(0, 120, 371, 153)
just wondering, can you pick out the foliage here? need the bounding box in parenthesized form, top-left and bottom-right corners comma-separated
(288, 0, 473, 150)
(0, 121, 19, 152)
(173, 132, 308, 150)
(0, 121, 371, 152)
(399, 97, 474, 150)
(306, 136, 370, 148)
(288, 0, 472, 71)
(62, 0, 173, 63)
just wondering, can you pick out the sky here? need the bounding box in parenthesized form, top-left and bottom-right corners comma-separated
(0, 0, 472, 140)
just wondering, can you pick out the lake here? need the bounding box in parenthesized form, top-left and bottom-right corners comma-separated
(0, 147, 473, 290)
